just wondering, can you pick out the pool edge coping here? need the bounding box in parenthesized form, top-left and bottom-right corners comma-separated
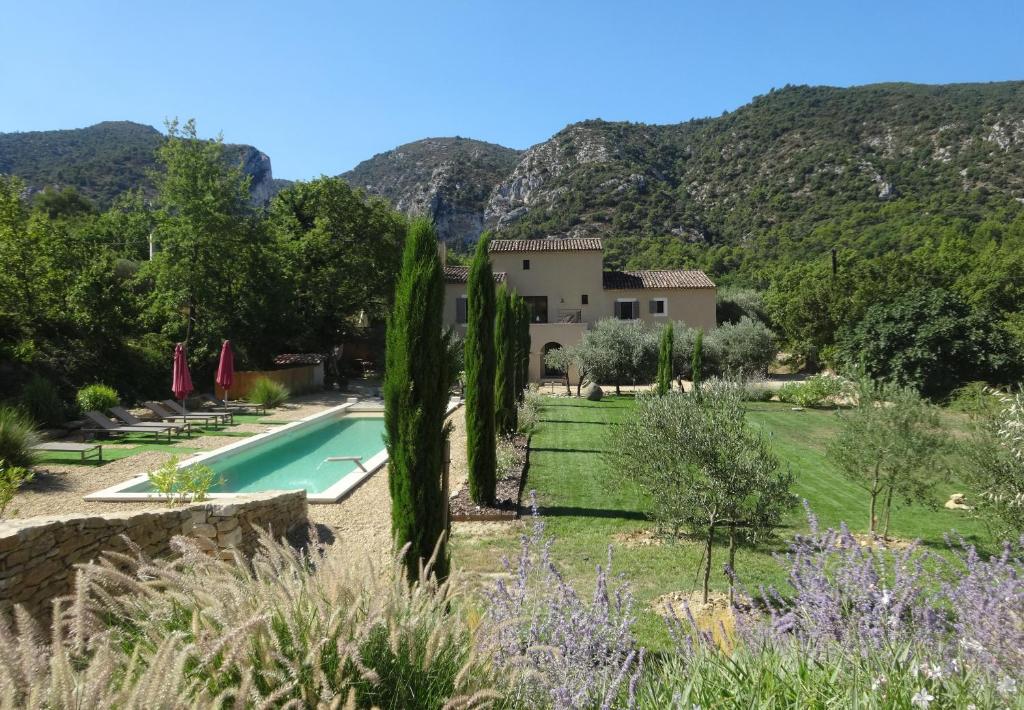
(84, 397, 464, 504)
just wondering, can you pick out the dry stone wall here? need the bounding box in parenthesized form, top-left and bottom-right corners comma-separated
(0, 491, 307, 621)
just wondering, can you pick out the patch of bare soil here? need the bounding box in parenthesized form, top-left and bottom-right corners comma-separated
(449, 435, 529, 522)
(849, 533, 915, 550)
(612, 528, 666, 548)
(451, 520, 525, 541)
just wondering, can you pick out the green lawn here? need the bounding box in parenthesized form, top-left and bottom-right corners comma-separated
(451, 396, 989, 648)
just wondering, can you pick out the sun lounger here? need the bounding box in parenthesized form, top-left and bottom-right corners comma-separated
(110, 406, 191, 437)
(201, 393, 265, 415)
(162, 399, 233, 425)
(32, 441, 102, 462)
(82, 411, 176, 442)
(143, 402, 218, 429)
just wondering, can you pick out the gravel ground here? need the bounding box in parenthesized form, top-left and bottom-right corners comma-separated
(9, 452, 177, 519)
(307, 406, 467, 565)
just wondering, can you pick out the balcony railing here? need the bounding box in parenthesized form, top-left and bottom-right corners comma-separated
(555, 308, 583, 323)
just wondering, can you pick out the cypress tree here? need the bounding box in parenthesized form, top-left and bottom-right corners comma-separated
(494, 284, 517, 434)
(692, 329, 704, 395)
(518, 296, 531, 396)
(465, 233, 497, 505)
(657, 322, 674, 395)
(384, 218, 450, 582)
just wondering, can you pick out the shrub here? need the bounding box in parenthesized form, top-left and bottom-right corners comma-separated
(516, 388, 542, 435)
(0, 406, 40, 469)
(776, 374, 849, 407)
(147, 456, 219, 505)
(742, 381, 775, 401)
(496, 435, 520, 475)
(19, 376, 63, 427)
(0, 460, 34, 518)
(710, 316, 777, 377)
(247, 377, 289, 408)
(0, 531, 498, 707)
(75, 383, 119, 413)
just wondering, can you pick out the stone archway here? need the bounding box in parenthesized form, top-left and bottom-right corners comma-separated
(541, 342, 563, 378)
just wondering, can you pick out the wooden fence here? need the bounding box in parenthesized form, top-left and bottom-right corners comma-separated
(215, 364, 323, 399)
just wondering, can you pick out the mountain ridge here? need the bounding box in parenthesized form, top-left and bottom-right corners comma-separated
(0, 120, 289, 207)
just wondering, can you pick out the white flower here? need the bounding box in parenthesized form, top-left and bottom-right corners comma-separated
(923, 663, 943, 681)
(879, 588, 892, 607)
(911, 689, 934, 708)
(871, 675, 888, 691)
(997, 676, 1017, 696)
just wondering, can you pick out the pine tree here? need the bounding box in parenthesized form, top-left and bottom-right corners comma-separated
(384, 218, 450, 582)
(691, 330, 703, 395)
(465, 233, 497, 505)
(657, 322, 674, 395)
(494, 284, 517, 433)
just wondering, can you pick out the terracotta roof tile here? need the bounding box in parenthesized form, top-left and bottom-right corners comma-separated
(489, 238, 603, 253)
(602, 270, 716, 289)
(443, 266, 507, 284)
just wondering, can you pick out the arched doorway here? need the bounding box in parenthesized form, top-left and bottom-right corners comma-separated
(542, 342, 563, 378)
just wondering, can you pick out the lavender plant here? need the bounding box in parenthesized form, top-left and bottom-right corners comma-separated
(482, 494, 643, 709)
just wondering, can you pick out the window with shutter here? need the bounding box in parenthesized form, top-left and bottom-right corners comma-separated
(456, 296, 468, 324)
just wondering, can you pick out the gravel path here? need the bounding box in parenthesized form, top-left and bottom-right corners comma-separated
(308, 407, 467, 565)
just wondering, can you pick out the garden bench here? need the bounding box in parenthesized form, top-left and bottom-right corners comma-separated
(31, 441, 103, 462)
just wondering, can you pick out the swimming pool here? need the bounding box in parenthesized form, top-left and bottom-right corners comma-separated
(86, 402, 390, 503)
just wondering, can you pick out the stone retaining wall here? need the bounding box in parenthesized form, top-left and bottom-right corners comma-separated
(0, 491, 307, 620)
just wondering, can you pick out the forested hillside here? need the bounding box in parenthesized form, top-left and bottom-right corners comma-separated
(0, 121, 288, 207)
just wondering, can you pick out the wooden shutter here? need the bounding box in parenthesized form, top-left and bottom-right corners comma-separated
(613, 301, 621, 318)
(648, 299, 657, 314)
(456, 297, 467, 324)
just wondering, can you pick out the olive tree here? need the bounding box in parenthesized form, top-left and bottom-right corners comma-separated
(542, 346, 573, 395)
(827, 379, 947, 538)
(576, 318, 658, 395)
(964, 386, 1024, 539)
(611, 381, 795, 602)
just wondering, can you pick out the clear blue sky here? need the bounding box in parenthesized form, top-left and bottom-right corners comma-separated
(1, 1, 1022, 180)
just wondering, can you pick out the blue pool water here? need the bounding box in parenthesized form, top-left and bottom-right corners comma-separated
(125, 415, 386, 494)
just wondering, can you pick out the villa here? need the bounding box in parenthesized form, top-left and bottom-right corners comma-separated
(442, 238, 717, 382)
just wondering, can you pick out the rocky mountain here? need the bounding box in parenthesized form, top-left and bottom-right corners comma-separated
(342, 82, 1024, 267)
(0, 121, 289, 207)
(486, 82, 1024, 253)
(341, 137, 522, 246)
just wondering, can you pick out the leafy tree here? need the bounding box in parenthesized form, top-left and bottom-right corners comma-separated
(964, 386, 1024, 539)
(711, 317, 777, 377)
(270, 176, 405, 359)
(494, 284, 518, 433)
(577, 318, 658, 395)
(612, 382, 794, 602)
(827, 379, 947, 537)
(656, 323, 673, 395)
(838, 288, 1020, 400)
(144, 119, 282, 373)
(542, 346, 573, 395)
(464, 233, 497, 505)
(384, 219, 451, 581)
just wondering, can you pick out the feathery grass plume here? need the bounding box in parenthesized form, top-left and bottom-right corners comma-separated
(385, 218, 451, 581)
(0, 528, 498, 708)
(465, 232, 497, 505)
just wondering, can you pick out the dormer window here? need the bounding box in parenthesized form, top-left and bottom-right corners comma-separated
(522, 259, 530, 270)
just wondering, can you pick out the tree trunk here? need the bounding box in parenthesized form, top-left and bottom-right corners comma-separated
(564, 374, 571, 395)
(576, 378, 582, 397)
(868, 491, 877, 537)
(702, 522, 715, 604)
(727, 523, 737, 606)
(882, 486, 894, 540)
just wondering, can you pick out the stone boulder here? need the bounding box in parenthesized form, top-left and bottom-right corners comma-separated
(944, 493, 972, 511)
(583, 384, 603, 401)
